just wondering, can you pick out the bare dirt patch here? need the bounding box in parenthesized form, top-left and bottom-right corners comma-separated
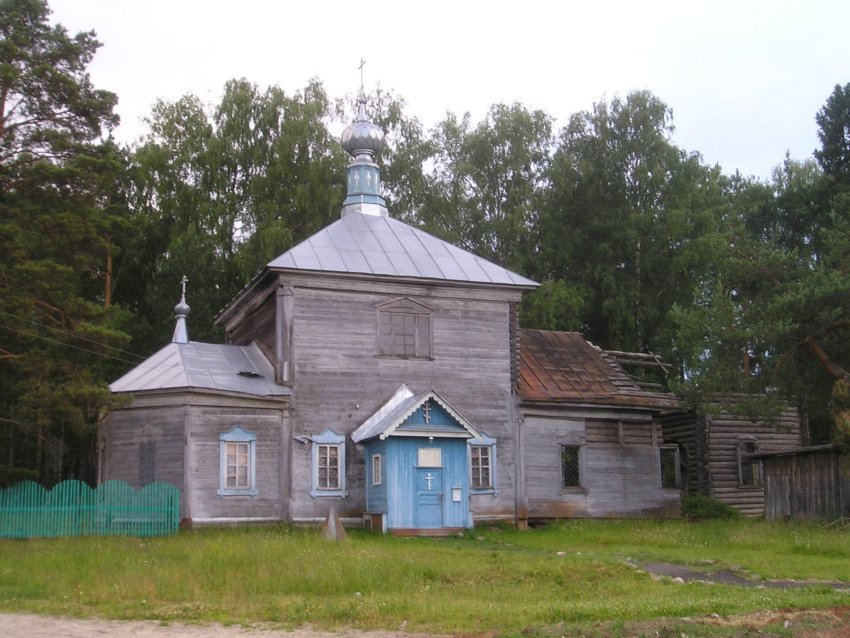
(632, 560, 850, 589)
(0, 613, 441, 638)
(4, 608, 850, 638)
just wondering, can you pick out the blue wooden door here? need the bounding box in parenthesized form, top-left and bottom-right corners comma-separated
(414, 468, 443, 528)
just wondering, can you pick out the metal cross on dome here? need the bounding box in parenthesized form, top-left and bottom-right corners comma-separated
(358, 58, 366, 93)
(180, 274, 188, 297)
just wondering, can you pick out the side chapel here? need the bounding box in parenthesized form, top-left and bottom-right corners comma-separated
(101, 89, 803, 531)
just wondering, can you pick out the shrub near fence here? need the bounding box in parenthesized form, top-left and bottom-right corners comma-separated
(0, 480, 179, 538)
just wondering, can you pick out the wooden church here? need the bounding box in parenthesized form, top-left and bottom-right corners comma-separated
(101, 89, 801, 531)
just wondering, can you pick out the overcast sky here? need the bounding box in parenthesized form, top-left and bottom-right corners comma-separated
(49, 0, 849, 181)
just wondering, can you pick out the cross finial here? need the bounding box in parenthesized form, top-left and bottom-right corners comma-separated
(358, 58, 366, 93)
(172, 274, 190, 343)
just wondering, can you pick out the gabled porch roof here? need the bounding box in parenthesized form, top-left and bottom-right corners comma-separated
(351, 384, 482, 443)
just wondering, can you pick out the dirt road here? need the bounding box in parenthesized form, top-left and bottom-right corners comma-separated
(0, 613, 430, 638)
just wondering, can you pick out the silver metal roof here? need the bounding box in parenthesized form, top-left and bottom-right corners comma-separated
(267, 212, 538, 287)
(110, 341, 288, 398)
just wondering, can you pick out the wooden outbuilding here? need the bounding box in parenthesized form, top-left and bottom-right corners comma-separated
(661, 401, 803, 516)
(752, 445, 850, 522)
(516, 329, 684, 521)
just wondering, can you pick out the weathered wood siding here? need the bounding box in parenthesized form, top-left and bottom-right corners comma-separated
(99, 401, 186, 514)
(704, 406, 802, 517)
(102, 391, 290, 523)
(224, 272, 523, 525)
(223, 280, 277, 357)
(183, 395, 290, 523)
(522, 409, 680, 520)
(762, 448, 850, 521)
(660, 410, 707, 496)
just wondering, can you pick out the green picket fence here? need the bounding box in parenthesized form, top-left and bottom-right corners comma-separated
(0, 480, 179, 538)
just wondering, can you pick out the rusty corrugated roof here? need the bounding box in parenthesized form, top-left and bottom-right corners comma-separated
(518, 329, 682, 411)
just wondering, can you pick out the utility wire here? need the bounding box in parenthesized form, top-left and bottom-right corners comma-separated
(0, 309, 147, 362)
(0, 323, 143, 366)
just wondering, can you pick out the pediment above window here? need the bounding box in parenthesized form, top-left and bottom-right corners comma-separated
(375, 298, 432, 313)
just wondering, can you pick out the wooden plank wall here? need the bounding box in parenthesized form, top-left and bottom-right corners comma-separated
(225, 281, 277, 356)
(184, 397, 290, 523)
(364, 439, 388, 515)
(763, 449, 850, 521)
(522, 411, 680, 520)
(100, 401, 186, 516)
(705, 406, 802, 517)
(228, 273, 524, 525)
(660, 410, 707, 496)
(104, 392, 290, 523)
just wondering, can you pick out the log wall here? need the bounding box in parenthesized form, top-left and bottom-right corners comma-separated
(704, 406, 802, 516)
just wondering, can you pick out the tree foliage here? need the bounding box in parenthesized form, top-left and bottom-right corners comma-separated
(421, 103, 553, 273)
(0, 0, 128, 485)
(814, 83, 850, 180)
(4, 1, 850, 480)
(122, 79, 346, 346)
(536, 91, 722, 353)
(0, 0, 118, 193)
(669, 95, 850, 442)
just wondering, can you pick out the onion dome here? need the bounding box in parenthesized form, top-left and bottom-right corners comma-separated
(341, 91, 385, 159)
(340, 88, 388, 218)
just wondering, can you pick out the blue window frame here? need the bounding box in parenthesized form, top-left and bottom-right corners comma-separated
(468, 433, 497, 493)
(218, 426, 257, 496)
(372, 453, 382, 486)
(311, 429, 347, 497)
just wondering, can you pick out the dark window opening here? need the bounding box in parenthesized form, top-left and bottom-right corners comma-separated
(561, 445, 581, 488)
(659, 446, 680, 488)
(738, 441, 761, 486)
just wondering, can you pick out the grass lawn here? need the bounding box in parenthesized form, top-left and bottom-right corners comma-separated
(1, 519, 849, 636)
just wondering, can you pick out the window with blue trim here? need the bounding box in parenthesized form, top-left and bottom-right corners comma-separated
(218, 427, 257, 496)
(311, 429, 347, 497)
(468, 433, 497, 492)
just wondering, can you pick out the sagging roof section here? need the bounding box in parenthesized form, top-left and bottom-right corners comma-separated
(518, 329, 681, 411)
(109, 341, 288, 398)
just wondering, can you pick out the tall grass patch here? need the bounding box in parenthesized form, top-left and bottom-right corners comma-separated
(1, 520, 849, 634)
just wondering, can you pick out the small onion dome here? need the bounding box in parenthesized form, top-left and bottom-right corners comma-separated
(341, 92, 384, 159)
(174, 297, 190, 317)
(172, 275, 191, 343)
